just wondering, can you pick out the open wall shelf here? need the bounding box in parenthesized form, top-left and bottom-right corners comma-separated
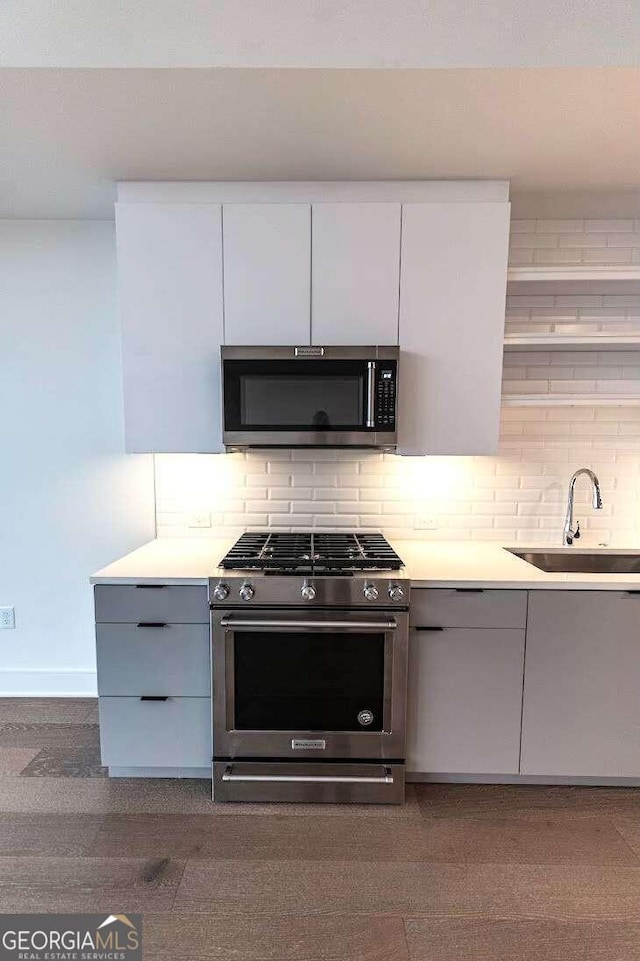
(502, 394, 640, 408)
(507, 265, 640, 296)
(504, 335, 640, 351)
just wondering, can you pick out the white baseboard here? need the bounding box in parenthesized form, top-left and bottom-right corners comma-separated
(0, 670, 97, 697)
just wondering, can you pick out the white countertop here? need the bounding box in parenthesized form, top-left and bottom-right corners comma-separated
(91, 536, 640, 591)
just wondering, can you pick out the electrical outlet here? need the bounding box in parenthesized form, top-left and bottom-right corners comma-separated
(187, 511, 212, 528)
(414, 514, 438, 530)
(0, 607, 15, 630)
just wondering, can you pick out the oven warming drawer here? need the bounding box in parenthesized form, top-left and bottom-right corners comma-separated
(213, 760, 405, 804)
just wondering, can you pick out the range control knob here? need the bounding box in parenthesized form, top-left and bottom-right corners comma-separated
(388, 584, 405, 603)
(301, 580, 317, 601)
(363, 582, 379, 602)
(239, 583, 255, 602)
(212, 582, 230, 601)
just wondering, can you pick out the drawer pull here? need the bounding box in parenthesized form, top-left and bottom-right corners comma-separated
(454, 588, 485, 593)
(415, 626, 445, 632)
(136, 622, 168, 628)
(140, 696, 169, 701)
(135, 584, 166, 590)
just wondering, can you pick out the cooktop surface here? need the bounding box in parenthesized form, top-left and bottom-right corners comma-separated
(219, 532, 403, 573)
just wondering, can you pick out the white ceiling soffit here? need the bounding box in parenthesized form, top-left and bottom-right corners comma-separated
(1, 67, 639, 219)
(1, 0, 640, 68)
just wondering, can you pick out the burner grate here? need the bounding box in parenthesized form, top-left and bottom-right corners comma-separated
(219, 532, 403, 571)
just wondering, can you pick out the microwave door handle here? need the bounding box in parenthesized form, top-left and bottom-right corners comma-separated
(366, 361, 376, 428)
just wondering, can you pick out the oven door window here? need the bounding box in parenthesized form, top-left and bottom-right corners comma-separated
(223, 360, 367, 432)
(233, 630, 385, 732)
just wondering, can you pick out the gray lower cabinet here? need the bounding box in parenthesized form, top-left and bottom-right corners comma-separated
(407, 624, 526, 775)
(99, 696, 211, 769)
(96, 624, 210, 696)
(94, 584, 211, 776)
(521, 591, 640, 778)
(410, 588, 527, 630)
(94, 584, 209, 624)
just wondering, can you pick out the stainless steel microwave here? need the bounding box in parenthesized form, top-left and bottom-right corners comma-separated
(221, 345, 399, 450)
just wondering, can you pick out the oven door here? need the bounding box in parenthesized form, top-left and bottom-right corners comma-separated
(211, 609, 408, 762)
(221, 347, 398, 448)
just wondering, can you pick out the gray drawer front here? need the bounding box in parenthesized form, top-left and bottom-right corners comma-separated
(96, 624, 210, 696)
(94, 585, 208, 624)
(410, 589, 527, 629)
(99, 696, 211, 768)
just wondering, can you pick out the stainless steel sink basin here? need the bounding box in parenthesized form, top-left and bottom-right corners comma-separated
(507, 550, 640, 574)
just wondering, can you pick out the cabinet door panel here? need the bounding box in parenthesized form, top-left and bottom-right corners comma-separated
(116, 203, 224, 453)
(96, 624, 210, 696)
(521, 591, 640, 777)
(99, 696, 211, 768)
(94, 585, 209, 624)
(407, 627, 525, 775)
(410, 589, 527, 630)
(223, 204, 310, 345)
(398, 201, 509, 454)
(311, 203, 400, 345)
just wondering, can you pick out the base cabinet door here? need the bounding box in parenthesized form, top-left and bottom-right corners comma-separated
(99, 696, 211, 768)
(521, 591, 640, 777)
(407, 627, 525, 775)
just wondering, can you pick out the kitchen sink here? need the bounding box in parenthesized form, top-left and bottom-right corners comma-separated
(507, 550, 640, 574)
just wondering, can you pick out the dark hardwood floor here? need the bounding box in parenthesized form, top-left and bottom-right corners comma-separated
(1, 698, 640, 959)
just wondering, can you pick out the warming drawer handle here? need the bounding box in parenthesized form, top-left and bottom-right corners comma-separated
(222, 765, 394, 785)
(219, 617, 397, 630)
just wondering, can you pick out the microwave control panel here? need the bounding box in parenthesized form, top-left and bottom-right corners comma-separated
(375, 365, 397, 429)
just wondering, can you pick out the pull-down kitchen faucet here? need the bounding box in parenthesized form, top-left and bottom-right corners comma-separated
(563, 468, 603, 545)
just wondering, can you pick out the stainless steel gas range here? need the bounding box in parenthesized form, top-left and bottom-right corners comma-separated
(209, 532, 410, 804)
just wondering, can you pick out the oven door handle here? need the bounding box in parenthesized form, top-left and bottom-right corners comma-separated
(222, 764, 394, 785)
(219, 617, 397, 630)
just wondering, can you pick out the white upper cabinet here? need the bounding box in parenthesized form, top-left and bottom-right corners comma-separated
(223, 204, 311, 345)
(116, 202, 224, 453)
(398, 201, 510, 455)
(311, 203, 401, 345)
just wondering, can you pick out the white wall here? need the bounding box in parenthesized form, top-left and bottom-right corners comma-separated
(0, 221, 155, 695)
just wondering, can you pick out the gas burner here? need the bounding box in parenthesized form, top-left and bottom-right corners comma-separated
(219, 532, 403, 573)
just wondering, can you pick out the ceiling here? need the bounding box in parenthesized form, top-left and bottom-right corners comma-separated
(1, 67, 639, 219)
(4, 0, 639, 68)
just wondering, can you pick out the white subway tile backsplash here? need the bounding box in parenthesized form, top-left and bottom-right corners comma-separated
(533, 248, 582, 264)
(585, 219, 635, 232)
(584, 247, 633, 264)
(510, 219, 536, 233)
(507, 248, 534, 265)
(536, 219, 584, 233)
(557, 233, 609, 248)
